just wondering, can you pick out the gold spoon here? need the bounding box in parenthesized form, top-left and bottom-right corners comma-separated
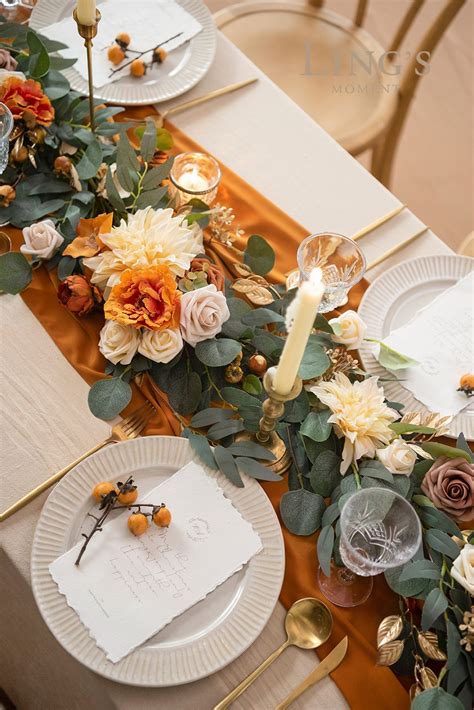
(213, 598, 333, 710)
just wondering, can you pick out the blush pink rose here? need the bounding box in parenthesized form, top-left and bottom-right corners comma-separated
(179, 284, 230, 347)
(421, 456, 474, 520)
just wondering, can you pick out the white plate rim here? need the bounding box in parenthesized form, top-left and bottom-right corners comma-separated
(31, 435, 284, 686)
(30, 0, 216, 105)
(358, 253, 474, 440)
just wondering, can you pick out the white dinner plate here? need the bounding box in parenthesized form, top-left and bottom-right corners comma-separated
(31, 436, 284, 686)
(30, 0, 216, 105)
(358, 254, 474, 441)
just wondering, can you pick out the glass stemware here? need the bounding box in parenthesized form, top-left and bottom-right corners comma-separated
(297, 233, 366, 312)
(0, 103, 13, 175)
(318, 488, 422, 607)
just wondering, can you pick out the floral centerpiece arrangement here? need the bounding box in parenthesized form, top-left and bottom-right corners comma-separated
(0, 20, 472, 710)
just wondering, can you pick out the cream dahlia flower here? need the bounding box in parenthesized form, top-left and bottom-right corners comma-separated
(310, 373, 398, 474)
(83, 207, 203, 290)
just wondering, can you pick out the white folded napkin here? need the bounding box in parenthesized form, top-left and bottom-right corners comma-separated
(41, 0, 202, 88)
(49, 462, 262, 663)
(382, 271, 474, 416)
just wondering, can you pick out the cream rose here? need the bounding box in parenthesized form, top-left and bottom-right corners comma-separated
(21, 219, 64, 260)
(180, 284, 230, 347)
(138, 328, 183, 364)
(329, 310, 367, 349)
(98, 320, 140, 365)
(451, 543, 474, 595)
(376, 439, 417, 475)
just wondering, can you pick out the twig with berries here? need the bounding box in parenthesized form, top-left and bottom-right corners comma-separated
(107, 32, 184, 78)
(74, 477, 171, 566)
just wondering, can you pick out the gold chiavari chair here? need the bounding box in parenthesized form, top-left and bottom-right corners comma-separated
(214, 0, 466, 188)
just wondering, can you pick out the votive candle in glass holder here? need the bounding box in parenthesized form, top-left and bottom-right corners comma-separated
(169, 152, 221, 208)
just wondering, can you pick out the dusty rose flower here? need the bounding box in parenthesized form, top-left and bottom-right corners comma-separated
(0, 50, 18, 71)
(0, 185, 15, 207)
(190, 257, 225, 292)
(180, 283, 230, 347)
(58, 274, 102, 316)
(21, 219, 64, 260)
(421, 456, 474, 519)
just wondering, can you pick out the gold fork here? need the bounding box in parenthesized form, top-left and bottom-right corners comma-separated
(0, 402, 154, 523)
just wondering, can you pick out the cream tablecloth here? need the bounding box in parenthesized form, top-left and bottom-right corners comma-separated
(0, 32, 451, 710)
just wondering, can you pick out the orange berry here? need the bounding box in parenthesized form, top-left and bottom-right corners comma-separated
(130, 59, 146, 77)
(153, 47, 167, 64)
(459, 373, 474, 389)
(128, 513, 149, 536)
(107, 45, 125, 65)
(118, 487, 138, 505)
(116, 32, 131, 47)
(153, 506, 172, 527)
(92, 481, 118, 502)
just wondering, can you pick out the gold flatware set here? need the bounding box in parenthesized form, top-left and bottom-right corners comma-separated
(214, 598, 348, 709)
(0, 402, 154, 522)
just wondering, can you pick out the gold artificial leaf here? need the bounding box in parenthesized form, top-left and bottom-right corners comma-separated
(232, 263, 253, 278)
(248, 274, 270, 287)
(376, 640, 404, 666)
(417, 631, 447, 661)
(231, 279, 274, 305)
(377, 615, 404, 649)
(401, 411, 453, 437)
(419, 666, 438, 690)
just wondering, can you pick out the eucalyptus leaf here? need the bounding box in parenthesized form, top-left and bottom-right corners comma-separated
(251, 330, 285, 358)
(421, 442, 471, 463)
(314, 313, 334, 333)
(411, 687, 464, 710)
(322, 502, 340, 526)
(195, 338, 242, 367)
(389, 422, 436, 435)
(235, 457, 282, 481)
(368, 338, 419, 370)
(117, 131, 140, 172)
(424, 529, 461, 559)
(168, 369, 201, 415)
(421, 588, 448, 631)
(76, 139, 102, 180)
(88, 378, 132, 420)
(140, 119, 158, 162)
(359, 460, 394, 483)
(280, 489, 325, 535)
(309, 450, 341, 497)
(317, 525, 335, 576)
(183, 429, 218, 470)
(300, 410, 332, 442)
(299, 337, 331, 380)
(42, 69, 70, 100)
(213, 446, 244, 487)
(207, 419, 245, 440)
(283, 389, 310, 424)
(418, 506, 460, 536)
(385, 566, 431, 598)
(141, 159, 173, 190)
(57, 256, 76, 280)
(456, 433, 473, 462)
(135, 185, 169, 210)
(243, 374, 262, 395)
(398, 559, 441, 582)
(190, 407, 234, 428)
(241, 308, 285, 326)
(27, 29, 50, 78)
(243, 234, 275, 276)
(227, 441, 276, 461)
(0, 252, 32, 294)
(221, 387, 261, 409)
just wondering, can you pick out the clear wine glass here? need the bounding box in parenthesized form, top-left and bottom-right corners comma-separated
(318, 488, 422, 607)
(297, 233, 366, 312)
(0, 103, 13, 175)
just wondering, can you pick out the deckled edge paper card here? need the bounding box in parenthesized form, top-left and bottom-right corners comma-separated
(50, 462, 262, 662)
(382, 271, 474, 416)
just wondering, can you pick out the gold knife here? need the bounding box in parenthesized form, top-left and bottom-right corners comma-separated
(274, 636, 348, 710)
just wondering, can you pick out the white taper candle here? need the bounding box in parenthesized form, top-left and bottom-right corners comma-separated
(76, 0, 96, 25)
(273, 268, 324, 396)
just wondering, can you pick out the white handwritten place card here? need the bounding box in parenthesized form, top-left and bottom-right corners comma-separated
(41, 0, 203, 89)
(49, 462, 262, 663)
(381, 271, 474, 416)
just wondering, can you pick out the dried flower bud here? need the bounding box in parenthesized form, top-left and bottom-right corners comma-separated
(22, 109, 37, 129)
(0, 185, 16, 207)
(54, 155, 72, 175)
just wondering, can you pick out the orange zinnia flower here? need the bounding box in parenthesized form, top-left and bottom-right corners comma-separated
(105, 265, 180, 331)
(0, 76, 54, 126)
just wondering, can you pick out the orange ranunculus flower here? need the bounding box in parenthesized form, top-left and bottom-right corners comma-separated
(105, 265, 181, 331)
(58, 274, 102, 316)
(0, 77, 54, 126)
(63, 213, 113, 259)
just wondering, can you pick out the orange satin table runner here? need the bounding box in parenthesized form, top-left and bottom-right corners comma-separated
(6, 109, 409, 710)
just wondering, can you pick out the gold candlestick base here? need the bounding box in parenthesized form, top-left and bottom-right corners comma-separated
(237, 367, 303, 475)
(72, 8, 101, 132)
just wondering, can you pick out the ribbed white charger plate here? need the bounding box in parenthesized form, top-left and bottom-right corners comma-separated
(31, 436, 284, 686)
(30, 0, 216, 105)
(358, 254, 474, 441)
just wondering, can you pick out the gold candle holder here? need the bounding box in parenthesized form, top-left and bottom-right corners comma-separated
(237, 367, 302, 475)
(72, 8, 101, 133)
